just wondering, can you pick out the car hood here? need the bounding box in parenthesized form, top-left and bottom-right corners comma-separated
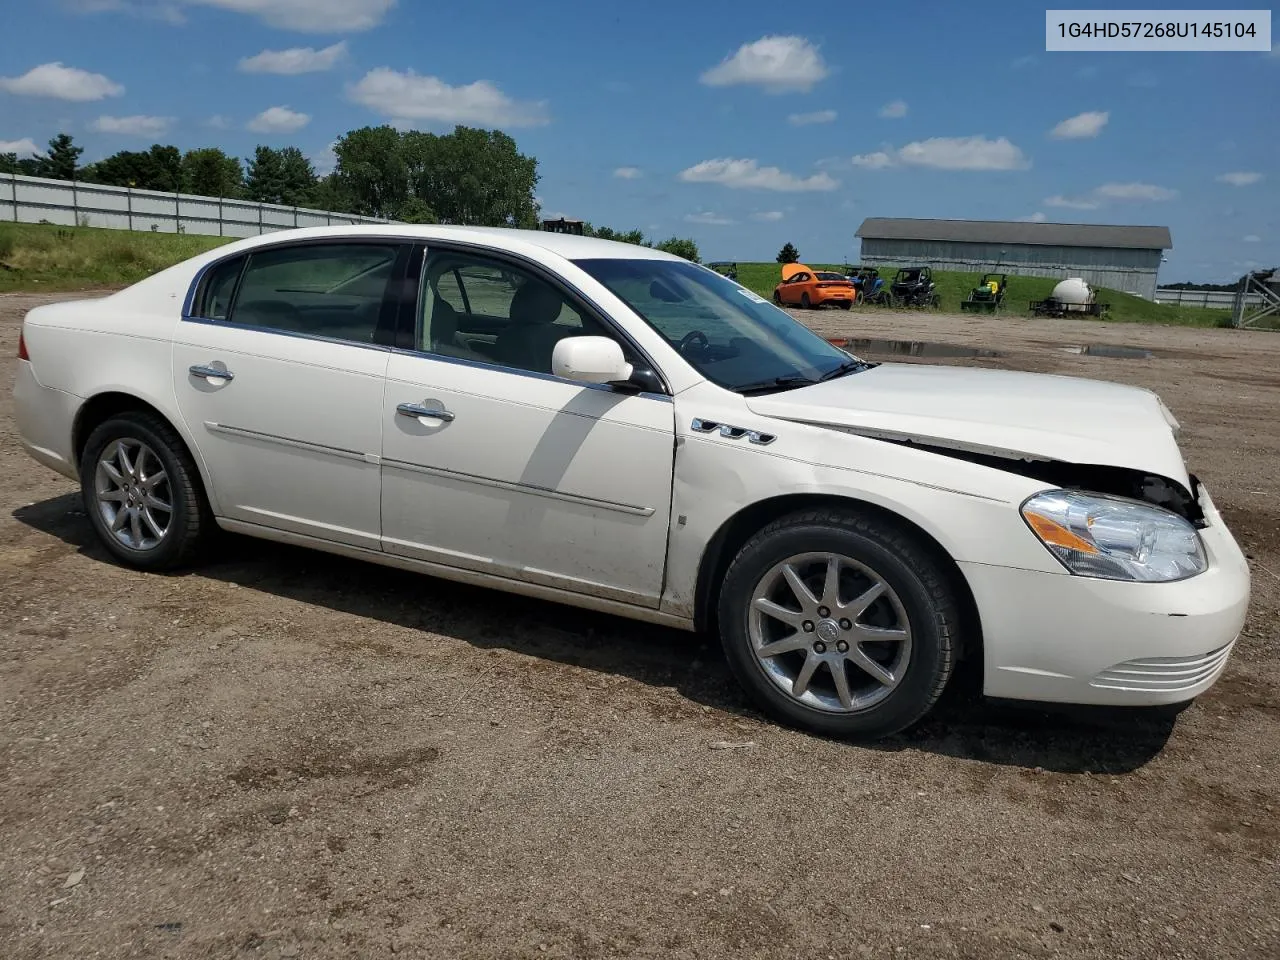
(745, 362, 1190, 486)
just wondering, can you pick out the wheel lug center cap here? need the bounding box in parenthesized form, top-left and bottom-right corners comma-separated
(815, 619, 841, 643)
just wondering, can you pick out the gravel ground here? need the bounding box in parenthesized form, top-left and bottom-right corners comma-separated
(1, 292, 1277, 960)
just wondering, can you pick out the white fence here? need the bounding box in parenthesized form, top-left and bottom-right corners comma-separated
(0, 172, 391, 239)
(1155, 287, 1264, 309)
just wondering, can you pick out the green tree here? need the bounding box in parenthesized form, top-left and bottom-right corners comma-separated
(0, 153, 17, 175)
(307, 172, 356, 214)
(405, 126, 540, 227)
(586, 224, 647, 246)
(654, 237, 701, 262)
(776, 242, 799, 264)
(181, 147, 243, 198)
(82, 144, 181, 191)
(37, 133, 83, 181)
(244, 146, 288, 204)
(276, 146, 317, 206)
(397, 196, 436, 223)
(333, 126, 408, 218)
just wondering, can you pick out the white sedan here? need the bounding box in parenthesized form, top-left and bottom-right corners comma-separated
(13, 226, 1250, 738)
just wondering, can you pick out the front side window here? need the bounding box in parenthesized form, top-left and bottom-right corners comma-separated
(574, 258, 864, 394)
(226, 243, 400, 344)
(419, 251, 614, 376)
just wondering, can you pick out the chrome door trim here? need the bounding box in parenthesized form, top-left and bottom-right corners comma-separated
(217, 517, 685, 623)
(203, 422, 379, 464)
(381, 457, 655, 517)
(388, 346, 673, 403)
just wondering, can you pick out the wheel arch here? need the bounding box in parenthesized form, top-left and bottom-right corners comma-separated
(72, 391, 221, 515)
(692, 493, 983, 664)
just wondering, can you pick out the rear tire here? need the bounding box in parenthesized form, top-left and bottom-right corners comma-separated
(79, 411, 213, 571)
(800, 292, 811, 309)
(717, 509, 960, 739)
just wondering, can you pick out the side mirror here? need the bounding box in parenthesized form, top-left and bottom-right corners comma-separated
(552, 336, 633, 385)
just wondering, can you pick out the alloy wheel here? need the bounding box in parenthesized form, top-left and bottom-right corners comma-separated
(95, 438, 173, 551)
(748, 551, 912, 713)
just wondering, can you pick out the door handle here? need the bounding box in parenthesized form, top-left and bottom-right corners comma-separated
(189, 364, 234, 382)
(397, 402, 455, 422)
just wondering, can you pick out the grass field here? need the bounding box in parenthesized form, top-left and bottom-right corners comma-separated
(0, 221, 1240, 328)
(0, 221, 231, 294)
(732, 261, 1235, 328)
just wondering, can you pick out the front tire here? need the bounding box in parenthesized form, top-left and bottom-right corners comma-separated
(79, 411, 212, 571)
(717, 509, 959, 739)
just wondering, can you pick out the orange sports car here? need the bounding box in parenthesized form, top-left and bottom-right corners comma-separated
(772, 263, 856, 309)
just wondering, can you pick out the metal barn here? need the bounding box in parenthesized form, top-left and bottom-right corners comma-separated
(855, 219, 1172, 300)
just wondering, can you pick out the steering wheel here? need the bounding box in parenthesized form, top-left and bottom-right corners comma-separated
(678, 330, 710, 355)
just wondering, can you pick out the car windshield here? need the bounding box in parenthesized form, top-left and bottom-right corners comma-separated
(815, 272, 846, 281)
(574, 258, 867, 393)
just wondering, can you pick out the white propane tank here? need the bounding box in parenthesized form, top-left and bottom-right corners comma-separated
(1052, 277, 1094, 309)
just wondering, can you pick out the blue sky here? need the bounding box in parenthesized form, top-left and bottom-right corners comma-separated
(0, 0, 1275, 281)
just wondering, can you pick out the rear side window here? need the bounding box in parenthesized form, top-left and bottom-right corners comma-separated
(224, 243, 401, 344)
(195, 255, 245, 320)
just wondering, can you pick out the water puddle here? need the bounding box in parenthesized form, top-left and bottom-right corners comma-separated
(831, 338, 1002, 359)
(1061, 344, 1154, 359)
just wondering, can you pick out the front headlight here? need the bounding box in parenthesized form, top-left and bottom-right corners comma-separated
(1021, 490, 1207, 582)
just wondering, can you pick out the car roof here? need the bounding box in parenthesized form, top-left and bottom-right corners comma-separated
(208, 224, 684, 263)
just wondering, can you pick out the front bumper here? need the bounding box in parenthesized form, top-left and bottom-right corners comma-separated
(14, 359, 81, 481)
(965, 485, 1250, 706)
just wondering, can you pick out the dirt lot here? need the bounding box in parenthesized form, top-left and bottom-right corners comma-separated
(1, 292, 1277, 960)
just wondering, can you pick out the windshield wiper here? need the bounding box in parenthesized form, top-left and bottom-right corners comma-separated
(817, 358, 871, 382)
(735, 375, 817, 396)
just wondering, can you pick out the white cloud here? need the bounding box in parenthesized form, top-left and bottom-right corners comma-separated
(1018, 211, 1048, 222)
(1011, 55, 1037, 68)
(185, 0, 394, 32)
(858, 136, 1028, 171)
(751, 210, 784, 221)
(678, 157, 839, 192)
(1049, 110, 1109, 139)
(684, 211, 734, 225)
(92, 114, 173, 135)
(348, 68, 549, 127)
(0, 137, 40, 156)
(878, 99, 908, 118)
(204, 114, 231, 129)
(1045, 194, 1101, 210)
(247, 105, 311, 134)
(1243, 234, 1261, 243)
(787, 109, 836, 126)
(899, 136, 1029, 170)
(1045, 181, 1177, 209)
(239, 41, 347, 74)
(0, 62, 123, 101)
(700, 35, 829, 93)
(1094, 181, 1176, 201)
(311, 140, 338, 175)
(851, 151, 894, 170)
(1217, 171, 1263, 187)
(613, 166, 643, 179)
